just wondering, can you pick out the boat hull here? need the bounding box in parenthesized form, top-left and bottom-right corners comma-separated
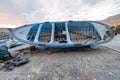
(11, 21, 116, 49)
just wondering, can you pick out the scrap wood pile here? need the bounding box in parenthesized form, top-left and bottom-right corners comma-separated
(0, 45, 12, 61)
(0, 45, 29, 71)
(116, 25, 120, 34)
(4, 58, 29, 71)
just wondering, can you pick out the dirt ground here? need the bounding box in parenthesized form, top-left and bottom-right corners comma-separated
(0, 45, 120, 80)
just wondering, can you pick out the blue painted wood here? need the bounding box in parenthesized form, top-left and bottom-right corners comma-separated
(50, 23, 55, 43)
(10, 21, 116, 49)
(65, 23, 72, 43)
(34, 24, 43, 43)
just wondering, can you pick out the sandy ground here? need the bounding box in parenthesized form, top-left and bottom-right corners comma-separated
(0, 45, 120, 80)
(103, 34, 120, 52)
(0, 31, 120, 80)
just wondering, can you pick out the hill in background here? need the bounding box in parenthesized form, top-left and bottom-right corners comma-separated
(102, 14, 120, 27)
(101, 14, 120, 34)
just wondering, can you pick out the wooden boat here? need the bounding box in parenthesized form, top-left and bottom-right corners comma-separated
(10, 21, 116, 50)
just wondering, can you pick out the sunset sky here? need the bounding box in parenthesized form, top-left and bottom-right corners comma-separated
(0, 0, 120, 28)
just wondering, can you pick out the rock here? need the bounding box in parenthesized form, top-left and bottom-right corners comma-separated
(108, 72, 116, 77)
(29, 46, 36, 51)
(0, 63, 4, 71)
(10, 52, 20, 60)
(47, 51, 52, 55)
(23, 50, 29, 54)
(0, 60, 4, 63)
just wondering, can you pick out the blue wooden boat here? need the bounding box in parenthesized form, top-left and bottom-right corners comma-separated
(10, 21, 116, 50)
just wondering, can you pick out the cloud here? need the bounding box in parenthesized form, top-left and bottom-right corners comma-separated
(0, 12, 25, 25)
(86, 0, 120, 20)
(27, 0, 120, 22)
(0, 24, 18, 28)
(0, 0, 120, 28)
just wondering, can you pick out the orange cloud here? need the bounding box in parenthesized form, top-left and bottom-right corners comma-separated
(0, 12, 25, 25)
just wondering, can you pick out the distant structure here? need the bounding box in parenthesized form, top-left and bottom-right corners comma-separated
(10, 21, 116, 50)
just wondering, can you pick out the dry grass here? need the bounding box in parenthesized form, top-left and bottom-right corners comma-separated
(116, 25, 120, 34)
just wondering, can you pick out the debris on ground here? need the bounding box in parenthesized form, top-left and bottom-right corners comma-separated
(44, 46, 92, 54)
(0, 60, 4, 63)
(22, 50, 30, 54)
(116, 25, 120, 34)
(29, 45, 36, 51)
(4, 58, 29, 71)
(4, 61, 15, 71)
(0, 45, 8, 51)
(29, 45, 42, 54)
(10, 51, 20, 60)
(0, 45, 12, 61)
(9, 41, 23, 48)
(47, 51, 52, 55)
(13, 58, 29, 66)
(0, 45, 30, 71)
(0, 63, 4, 71)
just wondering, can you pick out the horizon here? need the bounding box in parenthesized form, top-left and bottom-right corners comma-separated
(0, 0, 120, 28)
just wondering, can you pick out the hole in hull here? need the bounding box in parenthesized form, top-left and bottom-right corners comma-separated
(54, 23, 67, 43)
